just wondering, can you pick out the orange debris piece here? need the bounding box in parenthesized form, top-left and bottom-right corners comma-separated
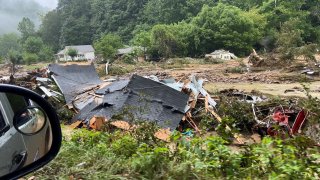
(70, 121, 83, 129)
(89, 116, 105, 130)
(110, 121, 131, 130)
(154, 128, 171, 142)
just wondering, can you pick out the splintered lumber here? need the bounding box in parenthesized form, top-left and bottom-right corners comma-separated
(70, 121, 83, 129)
(154, 128, 171, 142)
(88, 93, 104, 98)
(186, 112, 200, 132)
(205, 95, 209, 113)
(249, 49, 265, 67)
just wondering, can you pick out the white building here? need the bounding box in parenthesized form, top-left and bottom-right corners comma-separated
(205, 50, 237, 60)
(56, 45, 95, 61)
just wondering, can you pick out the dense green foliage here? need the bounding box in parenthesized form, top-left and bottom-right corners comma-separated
(0, 0, 319, 62)
(18, 17, 36, 44)
(94, 34, 123, 61)
(0, 33, 20, 59)
(34, 0, 319, 59)
(32, 128, 320, 179)
(0, 17, 54, 64)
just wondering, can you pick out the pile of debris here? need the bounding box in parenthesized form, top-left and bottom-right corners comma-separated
(47, 63, 224, 141)
(248, 49, 266, 67)
(253, 104, 308, 138)
(0, 65, 58, 93)
(43, 63, 313, 143)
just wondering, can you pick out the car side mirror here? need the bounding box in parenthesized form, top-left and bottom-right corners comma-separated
(0, 84, 62, 179)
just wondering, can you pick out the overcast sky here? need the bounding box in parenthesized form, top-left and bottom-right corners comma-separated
(0, 0, 58, 35)
(34, 0, 58, 10)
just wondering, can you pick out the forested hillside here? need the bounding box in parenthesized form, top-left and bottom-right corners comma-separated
(0, 0, 319, 63)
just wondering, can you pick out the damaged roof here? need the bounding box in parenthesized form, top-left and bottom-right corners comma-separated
(57, 45, 95, 55)
(74, 75, 189, 130)
(48, 63, 102, 105)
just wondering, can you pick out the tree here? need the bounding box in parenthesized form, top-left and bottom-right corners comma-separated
(67, 48, 78, 61)
(7, 50, 23, 75)
(220, 0, 264, 10)
(58, 0, 93, 47)
(38, 46, 54, 62)
(191, 4, 266, 56)
(18, 17, 36, 43)
(59, 16, 92, 47)
(23, 52, 39, 65)
(142, 0, 217, 25)
(23, 36, 43, 54)
(276, 18, 304, 60)
(91, 0, 148, 42)
(132, 31, 151, 58)
(39, 10, 62, 52)
(150, 24, 188, 58)
(0, 33, 21, 58)
(94, 34, 123, 61)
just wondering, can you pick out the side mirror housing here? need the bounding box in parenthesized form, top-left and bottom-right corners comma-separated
(0, 84, 62, 179)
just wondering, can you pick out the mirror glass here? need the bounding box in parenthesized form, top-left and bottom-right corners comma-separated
(15, 107, 47, 135)
(0, 93, 53, 177)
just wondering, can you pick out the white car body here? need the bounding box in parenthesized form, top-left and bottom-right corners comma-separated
(0, 93, 51, 175)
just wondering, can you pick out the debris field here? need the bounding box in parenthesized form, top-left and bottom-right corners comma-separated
(2, 62, 319, 144)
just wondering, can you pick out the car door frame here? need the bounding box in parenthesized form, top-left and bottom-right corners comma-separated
(0, 84, 62, 180)
(0, 93, 28, 176)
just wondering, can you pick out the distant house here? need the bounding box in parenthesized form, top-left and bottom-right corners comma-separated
(117, 47, 135, 56)
(116, 47, 145, 56)
(56, 45, 95, 61)
(205, 50, 237, 60)
(117, 46, 146, 62)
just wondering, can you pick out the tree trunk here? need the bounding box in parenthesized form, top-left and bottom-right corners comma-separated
(106, 60, 110, 75)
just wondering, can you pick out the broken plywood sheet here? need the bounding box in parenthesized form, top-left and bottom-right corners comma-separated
(48, 63, 102, 105)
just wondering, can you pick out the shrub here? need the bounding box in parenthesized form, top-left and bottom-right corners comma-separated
(225, 66, 245, 74)
(122, 54, 136, 64)
(23, 52, 38, 65)
(108, 65, 131, 75)
(30, 128, 320, 179)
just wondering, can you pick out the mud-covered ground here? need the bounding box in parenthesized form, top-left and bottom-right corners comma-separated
(100, 58, 320, 99)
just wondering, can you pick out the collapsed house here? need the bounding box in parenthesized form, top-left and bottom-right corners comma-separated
(47, 63, 217, 132)
(205, 50, 238, 60)
(73, 75, 189, 130)
(43, 63, 312, 143)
